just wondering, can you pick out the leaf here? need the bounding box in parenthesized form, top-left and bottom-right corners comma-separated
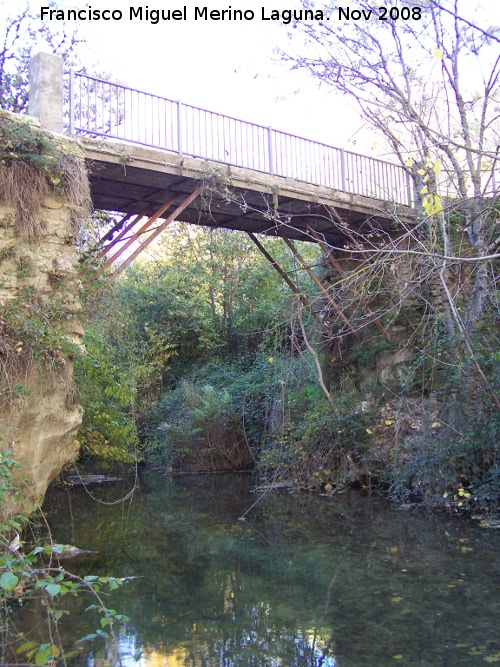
(433, 48, 444, 59)
(484, 654, 500, 663)
(391, 596, 403, 603)
(35, 646, 56, 666)
(0, 571, 19, 592)
(16, 641, 39, 655)
(366, 428, 373, 434)
(45, 583, 62, 597)
(76, 633, 98, 644)
(48, 645, 60, 658)
(51, 544, 66, 553)
(96, 629, 109, 638)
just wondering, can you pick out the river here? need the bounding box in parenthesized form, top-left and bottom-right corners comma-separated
(21, 472, 500, 666)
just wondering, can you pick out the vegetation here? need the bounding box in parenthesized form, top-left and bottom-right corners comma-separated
(75, 296, 138, 463)
(0, 115, 90, 242)
(0, 446, 130, 666)
(100, 225, 320, 468)
(0, 0, 83, 114)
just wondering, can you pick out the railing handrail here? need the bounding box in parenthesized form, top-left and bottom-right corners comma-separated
(70, 70, 408, 174)
(67, 70, 413, 207)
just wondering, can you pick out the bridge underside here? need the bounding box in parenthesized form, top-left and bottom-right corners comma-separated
(83, 138, 416, 248)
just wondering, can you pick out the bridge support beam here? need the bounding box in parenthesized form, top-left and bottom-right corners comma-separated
(247, 232, 325, 330)
(28, 53, 64, 133)
(281, 236, 361, 341)
(105, 184, 204, 284)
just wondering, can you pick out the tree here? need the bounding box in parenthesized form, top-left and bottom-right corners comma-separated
(0, 1, 84, 113)
(282, 0, 499, 323)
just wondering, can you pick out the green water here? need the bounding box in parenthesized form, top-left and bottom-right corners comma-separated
(29, 473, 500, 665)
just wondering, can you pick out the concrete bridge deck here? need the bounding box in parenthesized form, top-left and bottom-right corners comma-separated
(83, 137, 415, 248)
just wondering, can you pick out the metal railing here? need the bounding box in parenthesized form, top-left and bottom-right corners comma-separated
(67, 71, 413, 207)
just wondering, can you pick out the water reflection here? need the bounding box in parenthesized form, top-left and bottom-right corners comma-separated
(35, 473, 500, 667)
(114, 624, 336, 667)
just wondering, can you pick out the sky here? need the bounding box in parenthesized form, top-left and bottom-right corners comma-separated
(16, 1, 500, 158)
(32, 0, 370, 151)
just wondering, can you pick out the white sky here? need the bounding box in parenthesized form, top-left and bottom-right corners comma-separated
(38, 0, 370, 150)
(19, 1, 500, 157)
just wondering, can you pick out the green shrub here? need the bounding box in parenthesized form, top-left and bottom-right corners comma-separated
(75, 327, 138, 462)
(154, 380, 249, 472)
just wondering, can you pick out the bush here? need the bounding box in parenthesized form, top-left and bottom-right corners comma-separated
(258, 392, 377, 492)
(153, 380, 249, 472)
(75, 326, 138, 462)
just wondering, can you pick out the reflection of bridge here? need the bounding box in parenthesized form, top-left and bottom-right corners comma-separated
(30, 53, 416, 288)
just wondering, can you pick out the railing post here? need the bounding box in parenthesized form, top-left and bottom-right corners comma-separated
(69, 69, 75, 134)
(28, 52, 64, 133)
(177, 101, 183, 155)
(340, 148, 347, 191)
(405, 170, 412, 207)
(267, 126, 274, 175)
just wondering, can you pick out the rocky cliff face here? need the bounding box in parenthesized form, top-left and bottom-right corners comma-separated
(0, 112, 88, 520)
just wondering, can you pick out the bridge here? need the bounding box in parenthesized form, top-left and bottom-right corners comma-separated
(29, 53, 416, 288)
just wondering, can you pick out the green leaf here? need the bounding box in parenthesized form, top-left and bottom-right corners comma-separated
(35, 648, 52, 665)
(44, 583, 62, 597)
(16, 640, 39, 655)
(76, 633, 98, 644)
(115, 614, 129, 622)
(0, 571, 19, 592)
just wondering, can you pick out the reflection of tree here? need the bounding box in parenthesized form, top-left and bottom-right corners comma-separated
(176, 613, 336, 667)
